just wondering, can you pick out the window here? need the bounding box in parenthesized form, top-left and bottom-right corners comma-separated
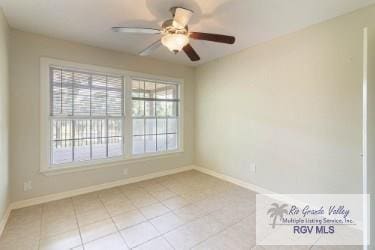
(131, 79, 179, 155)
(41, 58, 183, 173)
(50, 67, 124, 165)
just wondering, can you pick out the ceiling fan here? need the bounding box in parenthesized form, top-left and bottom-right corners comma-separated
(112, 7, 236, 62)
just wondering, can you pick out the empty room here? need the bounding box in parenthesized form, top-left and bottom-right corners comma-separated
(0, 0, 374, 249)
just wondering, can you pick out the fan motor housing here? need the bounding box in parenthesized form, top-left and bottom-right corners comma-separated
(161, 19, 188, 35)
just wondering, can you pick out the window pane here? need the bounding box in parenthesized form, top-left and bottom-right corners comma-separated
(108, 76, 123, 89)
(156, 83, 166, 99)
(92, 137, 107, 160)
(145, 101, 155, 116)
(52, 85, 73, 116)
(108, 90, 122, 116)
(91, 120, 106, 139)
(74, 139, 91, 161)
(52, 140, 72, 164)
(62, 70, 73, 84)
(145, 135, 156, 153)
(92, 75, 106, 88)
(156, 101, 166, 117)
(50, 67, 125, 166)
(166, 84, 177, 99)
(145, 119, 156, 135)
(133, 136, 144, 154)
(52, 120, 73, 141)
(91, 89, 106, 116)
(74, 87, 91, 116)
(74, 72, 90, 86)
(166, 102, 177, 117)
(167, 118, 177, 133)
(132, 80, 144, 97)
(108, 119, 122, 137)
(74, 120, 90, 142)
(132, 100, 144, 117)
(157, 134, 166, 152)
(109, 137, 123, 157)
(157, 119, 166, 134)
(167, 134, 178, 150)
(144, 81, 155, 98)
(133, 119, 144, 136)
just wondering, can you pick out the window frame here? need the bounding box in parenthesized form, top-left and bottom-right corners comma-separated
(40, 57, 184, 175)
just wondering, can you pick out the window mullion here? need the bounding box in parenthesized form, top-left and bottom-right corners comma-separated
(124, 76, 133, 158)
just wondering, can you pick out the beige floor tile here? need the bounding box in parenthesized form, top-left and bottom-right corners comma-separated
(10, 205, 42, 218)
(139, 202, 170, 219)
(150, 212, 185, 234)
(98, 188, 127, 203)
(72, 192, 99, 202)
(2, 218, 41, 241)
(192, 231, 248, 250)
(103, 198, 135, 216)
(311, 246, 362, 250)
(133, 236, 173, 250)
(79, 218, 117, 243)
(84, 233, 129, 250)
(76, 207, 110, 227)
(129, 193, 159, 208)
(73, 199, 105, 214)
(149, 189, 177, 201)
(71, 246, 84, 250)
(41, 216, 78, 238)
(253, 246, 311, 250)
(42, 208, 76, 223)
(173, 203, 208, 222)
(120, 222, 160, 248)
(161, 196, 190, 210)
(121, 187, 148, 199)
(39, 229, 82, 250)
(142, 183, 167, 192)
(0, 234, 39, 250)
(164, 214, 225, 250)
(112, 209, 146, 230)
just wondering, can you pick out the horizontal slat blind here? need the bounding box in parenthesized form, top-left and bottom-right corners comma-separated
(50, 66, 124, 165)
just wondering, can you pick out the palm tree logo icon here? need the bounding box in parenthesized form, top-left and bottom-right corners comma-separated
(267, 203, 289, 229)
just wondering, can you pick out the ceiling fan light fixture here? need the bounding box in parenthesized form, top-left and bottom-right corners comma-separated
(161, 33, 189, 54)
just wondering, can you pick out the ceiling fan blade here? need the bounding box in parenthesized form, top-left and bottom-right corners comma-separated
(172, 7, 193, 29)
(139, 40, 162, 56)
(183, 44, 200, 61)
(112, 27, 160, 34)
(189, 32, 235, 44)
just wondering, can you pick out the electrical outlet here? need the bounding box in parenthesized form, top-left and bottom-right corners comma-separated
(123, 168, 128, 176)
(249, 163, 256, 173)
(23, 181, 32, 192)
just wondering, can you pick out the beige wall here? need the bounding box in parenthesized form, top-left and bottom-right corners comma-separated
(195, 6, 375, 194)
(9, 30, 195, 202)
(0, 8, 9, 220)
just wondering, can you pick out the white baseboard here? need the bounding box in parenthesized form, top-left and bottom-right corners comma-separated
(1, 164, 274, 237)
(0, 204, 11, 237)
(10, 165, 194, 210)
(192, 165, 275, 194)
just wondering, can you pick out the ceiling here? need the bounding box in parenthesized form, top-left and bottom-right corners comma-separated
(1, 0, 374, 66)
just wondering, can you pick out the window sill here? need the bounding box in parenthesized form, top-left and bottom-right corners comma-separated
(41, 150, 184, 176)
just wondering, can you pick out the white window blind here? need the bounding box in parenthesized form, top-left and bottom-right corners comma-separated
(50, 66, 124, 165)
(131, 78, 179, 155)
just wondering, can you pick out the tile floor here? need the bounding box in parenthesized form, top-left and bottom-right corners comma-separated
(0, 170, 362, 250)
